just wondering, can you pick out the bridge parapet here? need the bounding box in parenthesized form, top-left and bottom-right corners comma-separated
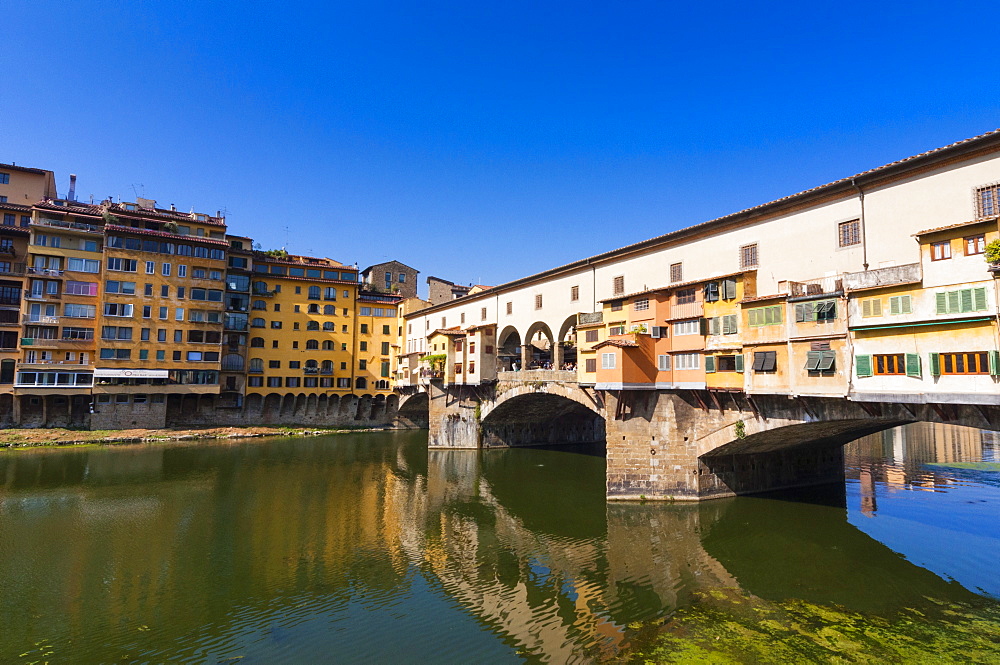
(497, 370, 577, 383)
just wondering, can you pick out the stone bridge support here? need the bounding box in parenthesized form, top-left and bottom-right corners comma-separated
(426, 377, 1000, 501)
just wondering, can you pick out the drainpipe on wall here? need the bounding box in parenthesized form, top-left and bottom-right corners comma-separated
(852, 178, 869, 271)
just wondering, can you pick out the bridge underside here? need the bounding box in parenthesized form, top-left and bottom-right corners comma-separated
(426, 381, 1000, 501)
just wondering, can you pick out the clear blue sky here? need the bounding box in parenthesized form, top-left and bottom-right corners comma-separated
(5, 1, 999, 295)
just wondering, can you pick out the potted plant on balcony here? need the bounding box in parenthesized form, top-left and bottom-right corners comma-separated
(985, 239, 1000, 273)
(629, 323, 648, 339)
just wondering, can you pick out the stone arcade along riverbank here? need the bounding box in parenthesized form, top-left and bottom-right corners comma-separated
(0, 423, 998, 662)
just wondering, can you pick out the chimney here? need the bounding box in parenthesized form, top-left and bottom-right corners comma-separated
(170, 204, 176, 211)
(67, 174, 77, 202)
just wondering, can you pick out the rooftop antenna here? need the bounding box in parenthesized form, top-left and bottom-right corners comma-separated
(130, 184, 144, 200)
(283, 225, 290, 251)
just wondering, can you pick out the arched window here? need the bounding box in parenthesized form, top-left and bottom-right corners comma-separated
(249, 358, 263, 372)
(252, 281, 269, 294)
(251, 318, 265, 328)
(322, 340, 334, 350)
(324, 305, 335, 315)
(308, 304, 319, 314)
(221, 354, 245, 371)
(307, 321, 320, 331)
(306, 339, 319, 350)
(375, 380, 389, 390)
(308, 285, 321, 299)
(323, 322, 334, 331)
(250, 337, 264, 348)
(305, 359, 318, 369)
(355, 377, 367, 389)
(321, 360, 333, 372)
(252, 300, 267, 310)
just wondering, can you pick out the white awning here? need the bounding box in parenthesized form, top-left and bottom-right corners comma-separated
(93, 368, 168, 379)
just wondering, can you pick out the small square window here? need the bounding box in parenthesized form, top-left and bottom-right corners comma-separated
(740, 243, 759, 268)
(838, 220, 861, 248)
(931, 241, 952, 261)
(669, 263, 682, 283)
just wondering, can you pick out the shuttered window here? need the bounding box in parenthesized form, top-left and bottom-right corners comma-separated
(748, 305, 783, 326)
(585, 358, 597, 373)
(861, 298, 882, 317)
(935, 287, 988, 314)
(657, 354, 671, 371)
(613, 276, 625, 294)
(585, 330, 598, 342)
(752, 351, 777, 372)
(704, 282, 720, 302)
(929, 351, 996, 375)
(704, 355, 716, 373)
(805, 350, 836, 372)
(601, 352, 616, 369)
(888, 295, 912, 315)
(722, 278, 737, 300)
(670, 263, 682, 283)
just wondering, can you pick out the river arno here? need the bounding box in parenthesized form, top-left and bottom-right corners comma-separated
(0, 424, 998, 663)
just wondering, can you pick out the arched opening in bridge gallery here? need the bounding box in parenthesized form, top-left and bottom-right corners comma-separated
(497, 326, 521, 371)
(480, 392, 605, 450)
(523, 321, 555, 370)
(396, 392, 429, 429)
(556, 314, 578, 370)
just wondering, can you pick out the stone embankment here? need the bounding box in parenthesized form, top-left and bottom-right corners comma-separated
(0, 425, 397, 449)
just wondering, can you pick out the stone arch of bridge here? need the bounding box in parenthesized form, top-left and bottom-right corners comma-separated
(480, 384, 605, 449)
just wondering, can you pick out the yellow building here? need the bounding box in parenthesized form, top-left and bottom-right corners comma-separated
(246, 253, 358, 398)
(703, 272, 754, 390)
(0, 163, 57, 206)
(355, 291, 402, 393)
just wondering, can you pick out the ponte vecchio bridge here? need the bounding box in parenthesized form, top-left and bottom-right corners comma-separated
(396, 130, 1000, 501)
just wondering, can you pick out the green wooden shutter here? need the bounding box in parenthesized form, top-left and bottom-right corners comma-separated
(905, 353, 921, 378)
(795, 304, 805, 322)
(710, 317, 721, 335)
(901, 294, 912, 314)
(734, 353, 744, 372)
(724, 278, 737, 300)
(773, 305, 782, 323)
(929, 353, 941, 376)
(974, 287, 988, 311)
(748, 309, 759, 326)
(990, 350, 1000, 377)
(935, 292, 947, 314)
(889, 296, 900, 315)
(871, 299, 882, 316)
(856, 354, 872, 378)
(705, 355, 716, 373)
(947, 290, 961, 313)
(960, 288, 974, 313)
(862, 299, 871, 317)
(729, 314, 738, 334)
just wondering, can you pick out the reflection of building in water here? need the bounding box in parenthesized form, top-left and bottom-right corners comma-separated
(846, 422, 996, 513)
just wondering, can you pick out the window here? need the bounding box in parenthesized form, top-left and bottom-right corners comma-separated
(931, 241, 951, 261)
(67, 257, 100, 273)
(535, 294, 543, 310)
(106, 258, 137, 272)
(966, 235, 986, 255)
(270, 321, 282, 329)
(672, 320, 700, 336)
(707, 314, 738, 335)
(104, 280, 136, 295)
(740, 243, 759, 268)
(873, 353, 905, 375)
(748, 305, 782, 326)
(608, 325, 626, 336)
(610, 300, 623, 312)
(99, 348, 131, 360)
(359, 359, 367, 370)
(704, 282, 719, 302)
(103, 303, 133, 317)
(308, 286, 320, 300)
(250, 337, 264, 348)
(931, 351, 995, 375)
(657, 354, 671, 371)
(601, 352, 616, 369)
(888, 295, 912, 315)
(156, 350, 165, 361)
(158, 329, 167, 342)
(481, 307, 487, 320)
(838, 220, 861, 248)
(669, 263, 682, 283)
(267, 377, 282, 388)
(585, 329, 599, 342)
(65, 281, 98, 296)
(570, 285, 579, 302)
(707, 355, 741, 372)
(506, 301, 512, 315)
(861, 298, 882, 317)
(794, 300, 836, 322)
(752, 351, 777, 372)
(0, 173, 7, 184)
(804, 350, 836, 373)
(101, 326, 132, 340)
(584, 358, 597, 373)
(159, 307, 168, 319)
(976, 183, 999, 218)
(179, 265, 188, 277)
(613, 276, 624, 294)
(633, 298, 649, 311)
(675, 288, 695, 305)
(674, 353, 699, 370)
(936, 287, 988, 314)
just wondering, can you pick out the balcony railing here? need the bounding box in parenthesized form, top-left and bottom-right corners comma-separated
(24, 290, 60, 300)
(0, 263, 26, 276)
(320, 369, 334, 375)
(304, 368, 318, 374)
(33, 218, 103, 234)
(25, 316, 59, 325)
(0, 246, 17, 256)
(843, 263, 921, 292)
(26, 267, 63, 277)
(784, 275, 844, 298)
(251, 288, 276, 297)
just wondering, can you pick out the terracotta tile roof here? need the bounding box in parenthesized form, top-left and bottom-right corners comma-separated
(109, 203, 226, 227)
(104, 224, 230, 246)
(0, 163, 50, 175)
(914, 217, 997, 237)
(0, 202, 32, 213)
(431, 328, 467, 337)
(592, 338, 639, 349)
(465, 323, 496, 332)
(34, 201, 103, 218)
(740, 293, 788, 304)
(255, 252, 347, 269)
(0, 225, 30, 236)
(598, 269, 754, 303)
(359, 292, 403, 304)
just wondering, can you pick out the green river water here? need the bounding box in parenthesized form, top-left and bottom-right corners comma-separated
(0, 423, 998, 663)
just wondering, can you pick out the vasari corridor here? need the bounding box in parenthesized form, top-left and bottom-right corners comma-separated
(5, 1, 1000, 660)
